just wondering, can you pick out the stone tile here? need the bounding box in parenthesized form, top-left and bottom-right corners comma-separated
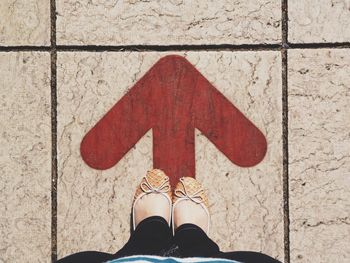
(0, 0, 50, 46)
(289, 49, 350, 263)
(56, 1, 281, 45)
(0, 52, 51, 262)
(57, 51, 283, 260)
(289, 1, 350, 43)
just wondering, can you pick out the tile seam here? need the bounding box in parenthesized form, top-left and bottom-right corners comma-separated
(282, 49, 290, 263)
(54, 44, 282, 51)
(288, 42, 350, 49)
(282, 0, 290, 262)
(0, 46, 51, 51)
(0, 43, 350, 52)
(50, 0, 57, 261)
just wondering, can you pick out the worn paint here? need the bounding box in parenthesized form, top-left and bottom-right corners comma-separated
(80, 55, 267, 186)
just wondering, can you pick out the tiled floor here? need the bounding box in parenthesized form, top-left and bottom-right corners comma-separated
(0, 1, 349, 263)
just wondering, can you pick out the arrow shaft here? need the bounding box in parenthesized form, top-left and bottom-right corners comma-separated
(150, 57, 199, 185)
(153, 125, 195, 186)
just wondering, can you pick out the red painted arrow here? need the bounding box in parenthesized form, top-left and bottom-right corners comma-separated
(80, 55, 267, 186)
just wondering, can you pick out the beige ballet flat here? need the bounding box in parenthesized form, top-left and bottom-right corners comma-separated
(132, 169, 172, 230)
(172, 177, 210, 234)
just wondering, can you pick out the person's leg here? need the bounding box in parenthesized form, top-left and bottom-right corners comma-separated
(172, 177, 281, 262)
(57, 251, 113, 263)
(57, 216, 172, 263)
(173, 223, 220, 257)
(59, 170, 172, 262)
(172, 178, 218, 258)
(113, 216, 172, 258)
(111, 169, 173, 258)
(174, 223, 281, 263)
(216, 251, 281, 263)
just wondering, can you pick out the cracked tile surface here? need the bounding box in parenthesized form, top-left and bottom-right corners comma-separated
(289, 49, 350, 263)
(289, 0, 350, 43)
(56, 0, 281, 45)
(0, 52, 51, 262)
(57, 51, 283, 261)
(0, 0, 50, 45)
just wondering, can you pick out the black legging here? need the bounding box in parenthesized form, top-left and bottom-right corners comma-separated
(58, 216, 281, 263)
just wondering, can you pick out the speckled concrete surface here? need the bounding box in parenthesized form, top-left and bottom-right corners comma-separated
(57, 52, 283, 260)
(289, 49, 350, 263)
(56, 0, 281, 45)
(0, 0, 50, 46)
(0, 52, 51, 262)
(289, 0, 350, 43)
(1, 1, 350, 262)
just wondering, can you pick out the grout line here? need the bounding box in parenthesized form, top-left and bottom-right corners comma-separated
(282, 49, 290, 263)
(288, 42, 350, 49)
(0, 42, 350, 53)
(282, 0, 288, 46)
(55, 43, 281, 52)
(50, 0, 57, 261)
(50, 51, 57, 263)
(281, 0, 290, 262)
(0, 46, 51, 52)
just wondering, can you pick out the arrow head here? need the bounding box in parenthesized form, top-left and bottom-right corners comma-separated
(81, 55, 267, 185)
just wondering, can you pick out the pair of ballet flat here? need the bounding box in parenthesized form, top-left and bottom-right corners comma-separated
(132, 169, 210, 235)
